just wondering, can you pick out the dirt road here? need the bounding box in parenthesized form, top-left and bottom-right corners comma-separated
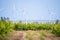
(3, 30, 60, 40)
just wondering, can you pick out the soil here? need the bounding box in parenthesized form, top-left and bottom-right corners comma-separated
(3, 30, 60, 40)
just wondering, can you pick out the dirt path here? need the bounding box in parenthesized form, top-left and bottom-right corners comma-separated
(3, 30, 60, 40)
(4, 31, 26, 40)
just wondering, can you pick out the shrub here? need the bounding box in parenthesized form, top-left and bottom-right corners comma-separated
(51, 24, 60, 36)
(0, 20, 14, 39)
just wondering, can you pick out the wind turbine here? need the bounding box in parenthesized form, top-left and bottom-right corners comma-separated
(12, 2, 27, 23)
(22, 8, 28, 25)
(48, 9, 52, 20)
(49, 9, 56, 20)
(48, 9, 57, 23)
(12, 2, 22, 21)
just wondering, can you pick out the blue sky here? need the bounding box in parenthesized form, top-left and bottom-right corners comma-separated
(0, 0, 60, 21)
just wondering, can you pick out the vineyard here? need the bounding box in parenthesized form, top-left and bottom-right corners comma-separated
(0, 17, 60, 40)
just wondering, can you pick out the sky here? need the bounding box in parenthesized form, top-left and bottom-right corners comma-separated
(0, 0, 60, 21)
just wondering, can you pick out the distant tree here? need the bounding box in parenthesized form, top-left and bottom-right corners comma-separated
(0, 17, 9, 21)
(19, 21, 22, 23)
(55, 20, 59, 24)
(1, 17, 4, 21)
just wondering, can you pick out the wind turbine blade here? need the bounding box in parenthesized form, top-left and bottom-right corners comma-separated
(0, 8, 7, 14)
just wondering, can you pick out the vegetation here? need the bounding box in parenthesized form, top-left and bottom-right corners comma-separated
(0, 17, 14, 39)
(51, 24, 60, 36)
(0, 17, 60, 39)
